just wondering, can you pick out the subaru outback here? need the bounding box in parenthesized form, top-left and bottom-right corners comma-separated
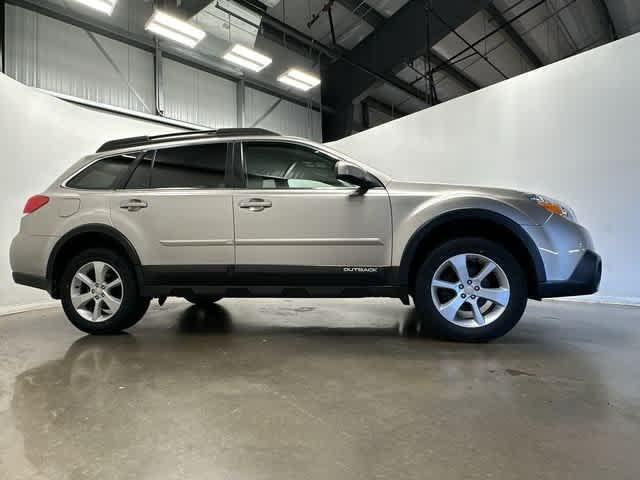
(10, 128, 601, 341)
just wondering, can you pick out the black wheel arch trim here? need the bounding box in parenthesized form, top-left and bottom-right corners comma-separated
(46, 224, 142, 296)
(398, 209, 547, 287)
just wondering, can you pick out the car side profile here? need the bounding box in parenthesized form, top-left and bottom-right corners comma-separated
(10, 128, 601, 341)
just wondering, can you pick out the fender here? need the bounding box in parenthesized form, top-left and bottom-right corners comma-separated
(46, 224, 142, 291)
(398, 209, 546, 286)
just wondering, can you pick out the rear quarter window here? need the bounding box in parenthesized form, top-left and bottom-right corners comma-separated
(66, 154, 136, 190)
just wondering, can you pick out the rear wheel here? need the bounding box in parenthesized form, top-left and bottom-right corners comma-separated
(413, 237, 527, 342)
(183, 295, 223, 306)
(60, 248, 149, 334)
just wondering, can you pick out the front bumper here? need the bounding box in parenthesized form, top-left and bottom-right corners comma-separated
(537, 250, 602, 298)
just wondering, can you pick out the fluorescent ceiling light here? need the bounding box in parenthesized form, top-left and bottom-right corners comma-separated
(73, 0, 117, 15)
(277, 68, 321, 91)
(145, 10, 206, 48)
(223, 44, 272, 72)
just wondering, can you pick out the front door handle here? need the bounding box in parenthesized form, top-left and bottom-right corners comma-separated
(120, 199, 148, 212)
(239, 198, 272, 212)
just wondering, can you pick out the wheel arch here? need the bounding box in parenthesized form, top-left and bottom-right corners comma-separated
(399, 209, 546, 298)
(47, 224, 142, 298)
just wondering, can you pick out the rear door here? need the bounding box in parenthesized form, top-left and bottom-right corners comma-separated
(109, 142, 235, 277)
(232, 140, 393, 285)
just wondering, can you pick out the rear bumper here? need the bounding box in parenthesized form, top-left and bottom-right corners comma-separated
(537, 250, 602, 298)
(12, 272, 51, 293)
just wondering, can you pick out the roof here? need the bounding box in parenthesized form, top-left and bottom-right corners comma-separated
(96, 128, 280, 153)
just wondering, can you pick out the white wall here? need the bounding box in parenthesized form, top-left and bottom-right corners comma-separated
(330, 33, 640, 304)
(0, 74, 181, 311)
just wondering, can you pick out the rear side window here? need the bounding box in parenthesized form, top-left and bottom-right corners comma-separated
(125, 143, 228, 189)
(67, 154, 135, 190)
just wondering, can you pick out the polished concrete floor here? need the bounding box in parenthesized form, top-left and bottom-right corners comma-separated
(0, 298, 639, 479)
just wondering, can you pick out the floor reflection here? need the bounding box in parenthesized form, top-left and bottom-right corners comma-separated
(5, 300, 637, 479)
(176, 303, 234, 334)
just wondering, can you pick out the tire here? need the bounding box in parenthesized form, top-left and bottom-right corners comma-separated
(60, 248, 149, 334)
(413, 237, 527, 342)
(120, 296, 151, 330)
(183, 295, 223, 306)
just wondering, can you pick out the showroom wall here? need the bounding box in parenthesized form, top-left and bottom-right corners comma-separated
(0, 74, 181, 312)
(331, 33, 640, 304)
(4, 4, 322, 141)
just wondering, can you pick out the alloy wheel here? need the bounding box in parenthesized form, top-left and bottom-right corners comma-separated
(430, 253, 510, 328)
(70, 261, 123, 323)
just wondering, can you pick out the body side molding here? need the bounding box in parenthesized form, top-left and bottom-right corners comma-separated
(234, 238, 384, 246)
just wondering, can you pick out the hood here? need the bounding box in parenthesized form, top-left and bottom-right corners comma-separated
(386, 180, 532, 201)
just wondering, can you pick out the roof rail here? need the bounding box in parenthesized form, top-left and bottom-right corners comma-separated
(96, 128, 280, 153)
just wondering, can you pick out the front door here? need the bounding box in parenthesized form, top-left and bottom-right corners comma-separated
(232, 140, 392, 285)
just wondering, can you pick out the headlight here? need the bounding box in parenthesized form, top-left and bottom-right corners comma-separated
(528, 194, 576, 221)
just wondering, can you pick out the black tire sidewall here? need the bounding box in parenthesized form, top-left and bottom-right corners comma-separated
(414, 237, 528, 342)
(60, 248, 145, 334)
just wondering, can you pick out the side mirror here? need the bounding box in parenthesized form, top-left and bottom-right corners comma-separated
(335, 161, 379, 194)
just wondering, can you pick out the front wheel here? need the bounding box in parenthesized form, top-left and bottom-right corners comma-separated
(60, 248, 149, 334)
(413, 237, 528, 342)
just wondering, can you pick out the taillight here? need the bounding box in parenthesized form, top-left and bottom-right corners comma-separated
(23, 195, 50, 214)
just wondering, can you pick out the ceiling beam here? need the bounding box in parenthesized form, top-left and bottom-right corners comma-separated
(322, 0, 490, 141)
(485, 2, 543, 69)
(429, 50, 480, 91)
(336, 0, 480, 92)
(177, 0, 211, 16)
(335, 0, 386, 27)
(234, 0, 430, 106)
(323, 0, 490, 112)
(594, 0, 618, 40)
(362, 96, 407, 119)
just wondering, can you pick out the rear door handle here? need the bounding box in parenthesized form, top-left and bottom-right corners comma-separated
(239, 198, 272, 212)
(120, 199, 148, 212)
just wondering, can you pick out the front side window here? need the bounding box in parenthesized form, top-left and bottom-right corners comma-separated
(242, 142, 357, 189)
(67, 154, 136, 190)
(124, 143, 228, 189)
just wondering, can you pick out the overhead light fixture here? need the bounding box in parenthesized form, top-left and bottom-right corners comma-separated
(72, 0, 118, 15)
(277, 68, 321, 91)
(223, 44, 272, 72)
(145, 10, 206, 48)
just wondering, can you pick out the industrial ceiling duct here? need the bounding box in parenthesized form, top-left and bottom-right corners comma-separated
(193, 0, 272, 47)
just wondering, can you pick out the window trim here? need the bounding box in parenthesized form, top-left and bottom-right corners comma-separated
(236, 139, 376, 191)
(115, 150, 149, 189)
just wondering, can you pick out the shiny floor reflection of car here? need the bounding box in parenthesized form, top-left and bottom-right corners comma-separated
(0, 298, 639, 480)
